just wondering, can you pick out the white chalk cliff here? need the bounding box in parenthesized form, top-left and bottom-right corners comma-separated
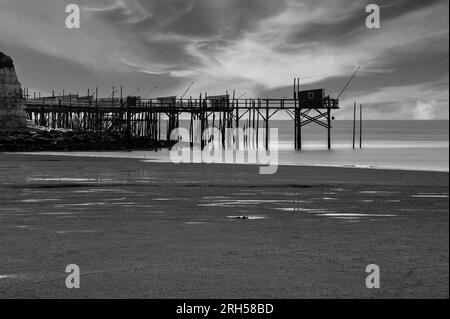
(0, 52, 27, 129)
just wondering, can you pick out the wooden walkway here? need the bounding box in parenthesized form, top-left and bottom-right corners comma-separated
(24, 90, 340, 150)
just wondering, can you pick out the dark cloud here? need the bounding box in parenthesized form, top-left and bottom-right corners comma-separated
(287, 0, 446, 45)
(0, 0, 447, 118)
(164, 0, 287, 39)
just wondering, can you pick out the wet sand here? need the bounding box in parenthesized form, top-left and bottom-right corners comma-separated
(0, 153, 448, 298)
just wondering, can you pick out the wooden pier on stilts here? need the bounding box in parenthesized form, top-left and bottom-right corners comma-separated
(23, 80, 340, 150)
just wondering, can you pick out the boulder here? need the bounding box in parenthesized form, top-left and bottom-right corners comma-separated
(0, 52, 27, 130)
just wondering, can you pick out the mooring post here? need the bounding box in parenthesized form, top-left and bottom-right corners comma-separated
(352, 101, 356, 149)
(360, 103, 363, 149)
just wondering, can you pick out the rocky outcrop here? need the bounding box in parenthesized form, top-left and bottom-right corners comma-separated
(0, 52, 27, 130)
(0, 129, 174, 151)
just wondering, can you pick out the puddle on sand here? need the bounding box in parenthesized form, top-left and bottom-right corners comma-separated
(318, 213, 396, 217)
(330, 188, 346, 192)
(39, 212, 79, 215)
(0, 208, 26, 212)
(227, 215, 267, 220)
(0, 274, 18, 280)
(28, 178, 111, 182)
(202, 196, 230, 200)
(199, 199, 289, 207)
(275, 207, 332, 213)
(74, 189, 133, 194)
(20, 199, 61, 203)
(55, 202, 106, 207)
(329, 217, 362, 220)
(185, 221, 209, 225)
(56, 230, 99, 234)
(358, 191, 398, 195)
(411, 194, 449, 198)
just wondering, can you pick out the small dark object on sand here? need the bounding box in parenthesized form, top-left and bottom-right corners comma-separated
(235, 216, 249, 220)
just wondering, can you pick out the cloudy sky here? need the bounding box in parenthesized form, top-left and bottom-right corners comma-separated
(0, 0, 448, 119)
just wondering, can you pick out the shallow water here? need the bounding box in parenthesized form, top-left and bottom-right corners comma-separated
(18, 120, 448, 172)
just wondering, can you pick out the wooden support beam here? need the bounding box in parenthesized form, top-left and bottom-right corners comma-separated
(265, 99, 269, 150)
(327, 106, 331, 150)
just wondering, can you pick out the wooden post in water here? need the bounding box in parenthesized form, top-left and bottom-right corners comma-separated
(359, 103, 363, 149)
(352, 102, 356, 149)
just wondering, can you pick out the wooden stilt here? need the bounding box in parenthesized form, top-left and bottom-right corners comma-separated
(265, 99, 269, 150)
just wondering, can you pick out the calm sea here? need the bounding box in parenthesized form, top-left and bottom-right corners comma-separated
(35, 120, 449, 172)
(269, 120, 449, 172)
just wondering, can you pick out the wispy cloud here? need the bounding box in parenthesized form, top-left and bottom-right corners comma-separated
(0, 0, 448, 118)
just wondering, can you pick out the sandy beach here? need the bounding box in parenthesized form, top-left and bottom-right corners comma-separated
(0, 153, 448, 298)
